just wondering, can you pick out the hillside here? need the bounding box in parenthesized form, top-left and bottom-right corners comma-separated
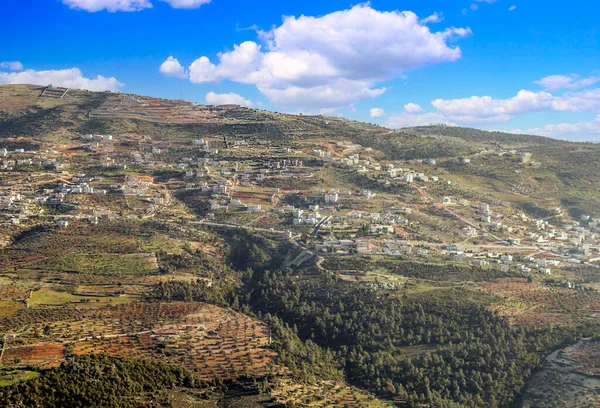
(1, 84, 599, 218)
(2, 84, 600, 408)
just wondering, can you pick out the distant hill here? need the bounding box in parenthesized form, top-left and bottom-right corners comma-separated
(403, 125, 564, 145)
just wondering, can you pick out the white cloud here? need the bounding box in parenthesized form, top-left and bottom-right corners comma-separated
(188, 57, 218, 83)
(404, 102, 425, 114)
(236, 24, 260, 32)
(177, 4, 470, 109)
(260, 80, 385, 109)
(205, 91, 253, 107)
(158, 0, 210, 8)
(320, 108, 345, 117)
(159, 56, 187, 79)
(474, 0, 498, 3)
(511, 115, 600, 141)
(535, 74, 599, 91)
(385, 86, 600, 132)
(431, 88, 600, 120)
(370, 108, 385, 118)
(62, 0, 152, 12)
(470, 4, 479, 11)
(420, 12, 443, 24)
(0, 61, 24, 71)
(0, 68, 123, 91)
(509, 5, 517, 11)
(535, 75, 572, 90)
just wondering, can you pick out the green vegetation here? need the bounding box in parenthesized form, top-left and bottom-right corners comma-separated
(0, 370, 40, 387)
(148, 260, 600, 407)
(237, 269, 600, 407)
(0, 354, 207, 407)
(27, 288, 136, 308)
(0, 301, 24, 318)
(324, 257, 516, 282)
(2, 85, 600, 408)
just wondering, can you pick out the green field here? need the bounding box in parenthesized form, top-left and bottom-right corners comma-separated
(28, 288, 138, 308)
(0, 370, 40, 387)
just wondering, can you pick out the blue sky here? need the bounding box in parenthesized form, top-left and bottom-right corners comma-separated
(1, 0, 599, 141)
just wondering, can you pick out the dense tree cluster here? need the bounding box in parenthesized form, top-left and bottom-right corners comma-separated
(151, 278, 238, 307)
(265, 315, 344, 383)
(0, 354, 204, 407)
(238, 269, 599, 407)
(323, 258, 513, 282)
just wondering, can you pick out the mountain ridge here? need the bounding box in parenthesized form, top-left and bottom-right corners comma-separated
(0, 83, 588, 146)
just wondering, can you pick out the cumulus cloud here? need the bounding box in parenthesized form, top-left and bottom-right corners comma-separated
(158, 0, 210, 8)
(535, 74, 599, 91)
(421, 12, 443, 24)
(0, 61, 24, 71)
(509, 5, 517, 11)
(169, 4, 471, 109)
(511, 115, 600, 141)
(261, 80, 385, 108)
(535, 75, 572, 90)
(62, 0, 152, 12)
(205, 91, 253, 107)
(0, 68, 123, 91)
(430, 88, 600, 122)
(385, 86, 600, 133)
(404, 102, 425, 114)
(159, 56, 187, 79)
(370, 108, 385, 118)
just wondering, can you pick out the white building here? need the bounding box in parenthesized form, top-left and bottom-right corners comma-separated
(324, 191, 339, 204)
(480, 202, 490, 215)
(361, 190, 375, 199)
(462, 226, 477, 236)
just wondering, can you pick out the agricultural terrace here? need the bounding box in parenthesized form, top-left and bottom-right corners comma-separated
(0, 302, 281, 381)
(473, 278, 600, 326)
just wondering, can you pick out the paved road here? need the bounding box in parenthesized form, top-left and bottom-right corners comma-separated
(310, 216, 331, 237)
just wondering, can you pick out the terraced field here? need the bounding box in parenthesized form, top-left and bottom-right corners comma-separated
(1, 302, 282, 381)
(474, 278, 600, 325)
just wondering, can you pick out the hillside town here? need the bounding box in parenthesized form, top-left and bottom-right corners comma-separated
(2, 129, 598, 279)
